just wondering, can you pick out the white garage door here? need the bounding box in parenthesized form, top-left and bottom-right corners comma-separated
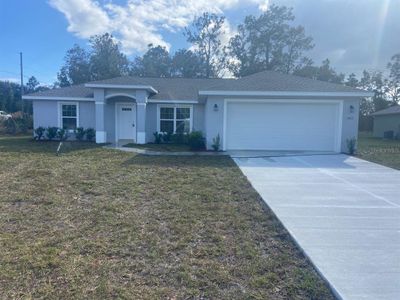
(225, 101, 341, 151)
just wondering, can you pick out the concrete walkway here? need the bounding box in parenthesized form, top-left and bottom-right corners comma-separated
(104, 145, 227, 156)
(233, 154, 400, 300)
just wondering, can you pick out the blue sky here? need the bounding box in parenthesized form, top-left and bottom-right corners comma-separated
(1, 0, 399, 85)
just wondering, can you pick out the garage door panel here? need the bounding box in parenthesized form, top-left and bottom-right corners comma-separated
(226, 102, 339, 151)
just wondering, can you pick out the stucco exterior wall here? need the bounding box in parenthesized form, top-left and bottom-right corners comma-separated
(340, 98, 360, 152)
(32, 100, 95, 129)
(373, 114, 400, 138)
(33, 100, 58, 129)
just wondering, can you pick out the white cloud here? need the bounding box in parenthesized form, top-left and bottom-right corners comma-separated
(49, 0, 268, 54)
(49, 0, 111, 38)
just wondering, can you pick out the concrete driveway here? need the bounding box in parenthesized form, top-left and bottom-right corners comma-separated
(233, 154, 400, 300)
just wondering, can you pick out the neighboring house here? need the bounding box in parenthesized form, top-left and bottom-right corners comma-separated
(371, 105, 400, 138)
(23, 71, 371, 152)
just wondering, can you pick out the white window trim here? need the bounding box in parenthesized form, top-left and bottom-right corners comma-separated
(58, 102, 79, 132)
(157, 104, 193, 133)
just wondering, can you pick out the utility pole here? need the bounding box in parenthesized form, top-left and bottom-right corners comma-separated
(20, 52, 24, 113)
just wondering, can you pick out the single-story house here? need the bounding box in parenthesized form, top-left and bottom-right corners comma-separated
(23, 71, 372, 152)
(371, 105, 400, 138)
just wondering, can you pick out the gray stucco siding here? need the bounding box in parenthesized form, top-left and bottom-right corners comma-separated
(373, 114, 400, 138)
(33, 100, 59, 129)
(340, 98, 360, 152)
(32, 100, 95, 130)
(79, 102, 96, 129)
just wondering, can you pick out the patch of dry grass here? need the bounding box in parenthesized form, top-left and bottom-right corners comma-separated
(358, 132, 400, 169)
(0, 136, 334, 299)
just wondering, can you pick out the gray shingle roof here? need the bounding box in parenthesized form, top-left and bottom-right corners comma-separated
(27, 84, 93, 98)
(25, 70, 367, 100)
(371, 105, 400, 116)
(203, 70, 364, 93)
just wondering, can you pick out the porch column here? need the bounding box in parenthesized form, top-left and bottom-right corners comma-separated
(135, 90, 148, 144)
(94, 89, 107, 143)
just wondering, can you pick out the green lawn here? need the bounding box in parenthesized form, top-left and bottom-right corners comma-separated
(357, 132, 400, 170)
(0, 136, 334, 299)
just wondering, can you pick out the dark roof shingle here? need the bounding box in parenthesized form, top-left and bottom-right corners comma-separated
(371, 105, 400, 116)
(25, 70, 368, 100)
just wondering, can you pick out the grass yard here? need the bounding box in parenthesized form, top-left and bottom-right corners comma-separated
(0, 136, 334, 299)
(357, 132, 400, 170)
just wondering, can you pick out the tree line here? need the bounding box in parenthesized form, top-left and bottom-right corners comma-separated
(1, 4, 399, 131)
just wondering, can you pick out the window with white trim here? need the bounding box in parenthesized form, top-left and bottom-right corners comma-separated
(158, 105, 192, 134)
(61, 103, 78, 130)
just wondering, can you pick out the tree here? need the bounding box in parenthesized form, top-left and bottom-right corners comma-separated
(185, 13, 226, 78)
(280, 26, 314, 74)
(89, 33, 129, 81)
(130, 44, 171, 77)
(57, 66, 71, 87)
(56, 45, 90, 86)
(227, 5, 313, 77)
(345, 73, 359, 87)
(387, 53, 400, 103)
(293, 59, 344, 84)
(26, 76, 40, 93)
(171, 49, 203, 78)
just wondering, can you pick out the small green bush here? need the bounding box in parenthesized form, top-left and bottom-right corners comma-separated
(162, 132, 172, 143)
(153, 132, 162, 144)
(46, 127, 58, 141)
(346, 137, 357, 155)
(56, 128, 69, 141)
(74, 127, 86, 141)
(171, 133, 188, 144)
(34, 127, 46, 140)
(212, 134, 221, 151)
(85, 128, 96, 142)
(188, 131, 205, 151)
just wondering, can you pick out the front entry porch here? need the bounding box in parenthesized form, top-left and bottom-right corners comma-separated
(94, 88, 148, 144)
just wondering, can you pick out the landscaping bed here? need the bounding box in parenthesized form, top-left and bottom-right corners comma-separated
(0, 136, 334, 299)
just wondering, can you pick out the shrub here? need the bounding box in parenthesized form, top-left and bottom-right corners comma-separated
(162, 131, 172, 143)
(74, 127, 86, 141)
(171, 133, 188, 144)
(153, 131, 162, 144)
(188, 131, 205, 151)
(46, 127, 58, 141)
(346, 137, 357, 155)
(3, 118, 17, 135)
(85, 128, 96, 142)
(56, 128, 69, 141)
(212, 134, 221, 151)
(34, 127, 46, 140)
(12, 112, 33, 133)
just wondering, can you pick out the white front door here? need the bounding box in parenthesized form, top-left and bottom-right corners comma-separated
(117, 103, 136, 142)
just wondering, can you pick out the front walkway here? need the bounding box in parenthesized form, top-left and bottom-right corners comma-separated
(104, 144, 227, 156)
(234, 154, 400, 300)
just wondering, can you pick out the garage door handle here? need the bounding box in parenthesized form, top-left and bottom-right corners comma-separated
(132, 123, 135, 127)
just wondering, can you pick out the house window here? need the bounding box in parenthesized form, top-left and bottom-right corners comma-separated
(158, 105, 192, 134)
(60, 103, 78, 130)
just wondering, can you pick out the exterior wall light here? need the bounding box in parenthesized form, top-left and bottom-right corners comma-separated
(349, 105, 355, 114)
(213, 104, 219, 111)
